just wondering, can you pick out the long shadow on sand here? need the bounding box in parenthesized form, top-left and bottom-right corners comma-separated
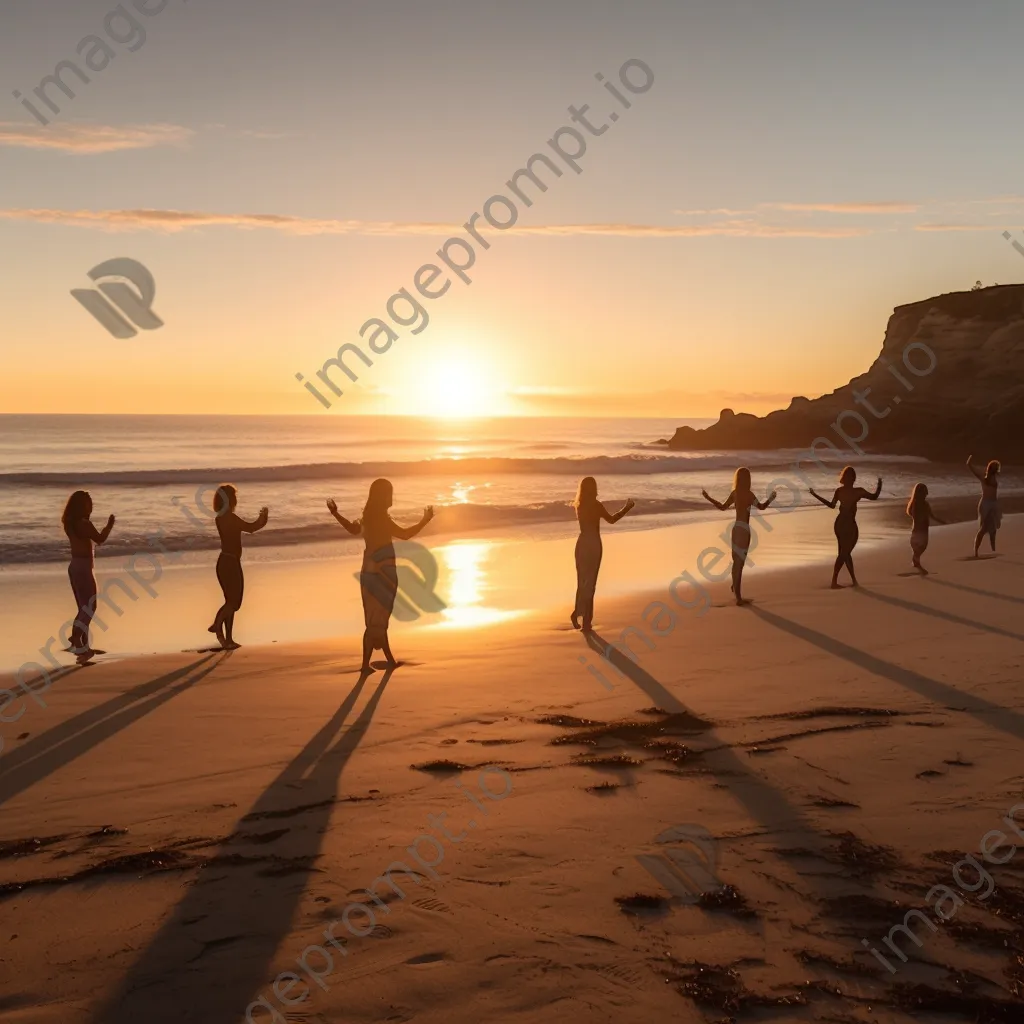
(0, 654, 226, 808)
(923, 575, 1024, 606)
(857, 587, 1024, 643)
(94, 665, 394, 1024)
(749, 607, 1024, 742)
(586, 629, 862, 849)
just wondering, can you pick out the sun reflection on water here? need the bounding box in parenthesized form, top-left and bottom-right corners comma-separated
(432, 540, 521, 629)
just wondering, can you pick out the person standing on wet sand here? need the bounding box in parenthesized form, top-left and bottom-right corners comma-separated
(967, 455, 1001, 558)
(327, 479, 434, 673)
(571, 477, 635, 632)
(810, 466, 882, 589)
(209, 485, 268, 649)
(906, 483, 944, 575)
(62, 490, 116, 659)
(701, 468, 777, 606)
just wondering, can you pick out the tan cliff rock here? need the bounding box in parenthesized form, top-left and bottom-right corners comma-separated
(661, 283, 1024, 459)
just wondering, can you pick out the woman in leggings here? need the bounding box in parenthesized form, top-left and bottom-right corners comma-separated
(209, 484, 268, 648)
(62, 491, 116, 658)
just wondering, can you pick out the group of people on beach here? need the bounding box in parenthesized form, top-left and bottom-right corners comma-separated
(61, 481, 433, 673)
(59, 455, 1002, 666)
(570, 454, 1002, 626)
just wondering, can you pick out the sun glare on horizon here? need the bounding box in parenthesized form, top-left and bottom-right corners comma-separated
(418, 357, 504, 419)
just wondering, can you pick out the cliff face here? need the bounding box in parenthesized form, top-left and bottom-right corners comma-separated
(664, 284, 1024, 459)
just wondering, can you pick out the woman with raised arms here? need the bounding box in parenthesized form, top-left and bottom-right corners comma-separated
(967, 455, 1001, 558)
(701, 468, 777, 606)
(810, 466, 882, 589)
(328, 479, 434, 673)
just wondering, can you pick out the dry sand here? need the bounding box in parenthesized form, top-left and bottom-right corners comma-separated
(1, 518, 1023, 1023)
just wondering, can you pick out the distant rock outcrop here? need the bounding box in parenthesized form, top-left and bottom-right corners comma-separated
(661, 284, 1024, 459)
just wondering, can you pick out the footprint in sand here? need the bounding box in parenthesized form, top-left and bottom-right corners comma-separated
(405, 952, 447, 966)
(412, 897, 454, 915)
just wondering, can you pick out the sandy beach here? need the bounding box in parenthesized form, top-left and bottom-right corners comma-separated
(2, 517, 1022, 1023)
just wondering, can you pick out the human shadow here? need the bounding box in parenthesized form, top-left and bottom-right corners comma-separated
(587, 631, 846, 846)
(924, 576, 1024, 607)
(95, 665, 394, 1024)
(0, 654, 225, 808)
(749, 607, 1024, 742)
(857, 587, 1024, 643)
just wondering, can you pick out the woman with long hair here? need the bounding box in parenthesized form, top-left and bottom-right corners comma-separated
(810, 467, 882, 589)
(327, 479, 434, 672)
(701, 468, 777, 605)
(571, 477, 634, 632)
(906, 483, 944, 575)
(967, 455, 1001, 558)
(62, 490, 115, 657)
(208, 484, 268, 649)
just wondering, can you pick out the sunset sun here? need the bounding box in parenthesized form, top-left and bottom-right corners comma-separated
(420, 358, 500, 418)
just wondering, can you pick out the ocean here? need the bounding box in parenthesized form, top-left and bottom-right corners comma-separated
(0, 414, 1010, 568)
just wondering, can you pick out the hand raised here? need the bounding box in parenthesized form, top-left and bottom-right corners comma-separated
(424, 505, 435, 521)
(326, 498, 338, 514)
(106, 514, 116, 529)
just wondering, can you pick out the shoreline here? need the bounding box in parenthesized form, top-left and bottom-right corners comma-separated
(0, 502, 928, 673)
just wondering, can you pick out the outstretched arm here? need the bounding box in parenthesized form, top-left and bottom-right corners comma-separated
(966, 455, 985, 482)
(601, 499, 636, 524)
(809, 488, 839, 509)
(755, 490, 778, 511)
(861, 477, 883, 501)
(326, 499, 361, 535)
(240, 507, 269, 533)
(701, 489, 735, 512)
(390, 506, 434, 541)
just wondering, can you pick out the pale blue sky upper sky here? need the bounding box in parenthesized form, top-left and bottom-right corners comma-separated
(2, 0, 1023, 416)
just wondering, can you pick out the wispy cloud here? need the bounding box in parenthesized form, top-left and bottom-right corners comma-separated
(914, 223, 1001, 232)
(0, 122, 193, 154)
(0, 207, 877, 239)
(767, 201, 920, 214)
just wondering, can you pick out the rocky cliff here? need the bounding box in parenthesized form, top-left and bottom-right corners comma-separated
(661, 284, 1024, 459)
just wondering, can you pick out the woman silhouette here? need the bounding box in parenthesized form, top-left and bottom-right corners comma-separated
(571, 477, 634, 632)
(967, 455, 1001, 558)
(701, 468, 777, 605)
(62, 490, 115, 658)
(810, 467, 882, 589)
(208, 484, 268, 649)
(327, 479, 434, 672)
(906, 483, 944, 575)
